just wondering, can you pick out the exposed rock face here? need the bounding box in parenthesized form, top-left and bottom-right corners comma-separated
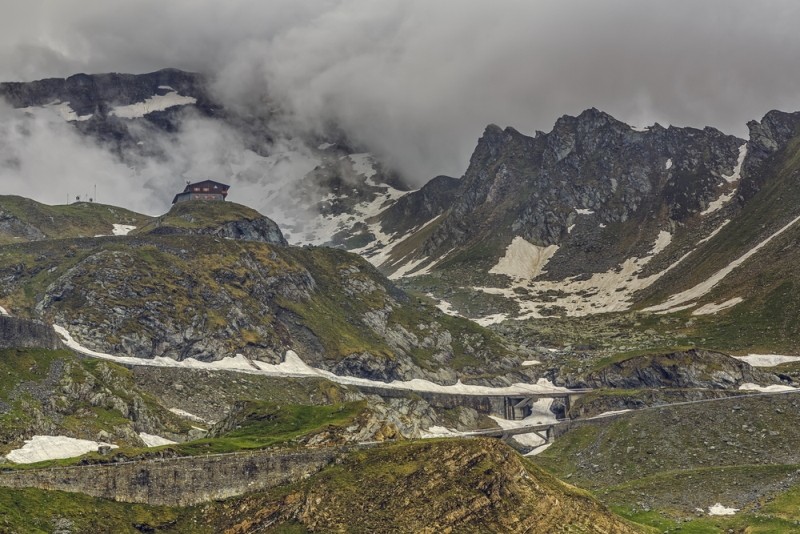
(0, 317, 62, 350)
(0, 69, 217, 158)
(377, 174, 460, 236)
(556, 349, 783, 389)
(147, 214, 287, 245)
(0, 211, 46, 242)
(739, 110, 800, 201)
(0, 69, 210, 118)
(396, 109, 743, 280)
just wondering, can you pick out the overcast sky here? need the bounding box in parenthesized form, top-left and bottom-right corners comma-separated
(2, 0, 800, 201)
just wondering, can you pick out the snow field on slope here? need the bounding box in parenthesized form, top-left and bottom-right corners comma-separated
(476, 230, 678, 320)
(489, 237, 558, 280)
(112, 224, 136, 236)
(139, 433, 177, 447)
(54, 325, 572, 396)
(168, 408, 210, 424)
(733, 355, 800, 367)
(691, 297, 743, 316)
(739, 383, 796, 393)
(699, 144, 747, 216)
(645, 213, 800, 313)
(19, 101, 92, 122)
(295, 153, 409, 248)
(110, 92, 197, 119)
(708, 503, 739, 516)
(5, 435, 117, 464)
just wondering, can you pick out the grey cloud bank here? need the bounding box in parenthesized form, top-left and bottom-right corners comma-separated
(2, 0, 800, 207)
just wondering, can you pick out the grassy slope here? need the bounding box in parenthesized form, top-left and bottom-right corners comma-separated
(533, 391, 800, 531)
(0, 195, 151, 243)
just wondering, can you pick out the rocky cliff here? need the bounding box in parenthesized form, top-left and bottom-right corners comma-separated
(135, 200, 287, 245)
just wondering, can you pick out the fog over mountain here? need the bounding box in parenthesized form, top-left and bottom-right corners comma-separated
(2, 0, 800, 211)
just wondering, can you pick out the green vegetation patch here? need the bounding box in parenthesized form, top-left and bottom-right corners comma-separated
(0, 195, 150, 244)
(170, 400, 367, 456)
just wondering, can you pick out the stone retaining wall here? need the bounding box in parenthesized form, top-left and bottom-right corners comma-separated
(0, 448, 338, 506)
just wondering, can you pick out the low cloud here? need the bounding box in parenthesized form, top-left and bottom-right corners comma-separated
(2, 0, 800, 205)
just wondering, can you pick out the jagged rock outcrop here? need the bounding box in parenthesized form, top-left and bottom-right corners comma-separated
(738, 110, 800, 201)
(399, 109, 743, 280)
(137, 200, 287, 245)
(377, 174, 460, 236)
(555, 348, 783, 389)
(147, 213, 287, 245)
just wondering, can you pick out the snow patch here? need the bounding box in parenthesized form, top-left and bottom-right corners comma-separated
(650, 230, 672, 255)
(692, 297, 743, 316)
(158, 85, 175, 91)
(701, 190, 735, 215)
(20, 101, 92, 122)
(697, 219, 731, 245)
(665, 158, 673, 170)
(708, 503, 739, 516)
(723, 144, 747, 183)
(317, 142, 334, 150)
(168, 408, 209, 424)
(474, 313, 509, 326)
(428, 295, 461, 317)
(521, 360, 541, 366)
(575, 208, 594, 215)
(489, 399, 558, 428)
(489, 237, 559, 280)
(630, 125, 651, 132)
(645, 214, 800, 313)
(510, 432, 546, 448)
(139, 432, 177, 447)
(739, 383, 796, 393)
(595, 409, 632, 418)
(112, 224, 136, 236)
(5, 435, 117, 464)
(110, 92, 197, 119)
(475, 230, 685, 318)
(524, 442, 553, 456)
(419, 426, 470, 438)
(0, 306, 8, 317)
(734, 355, 800, 367)
(653, 303, 697, 315)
